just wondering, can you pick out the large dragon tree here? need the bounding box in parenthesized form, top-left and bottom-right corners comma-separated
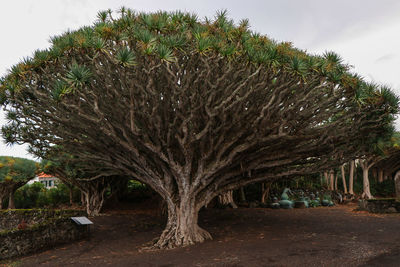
(0, 9, 398, 248)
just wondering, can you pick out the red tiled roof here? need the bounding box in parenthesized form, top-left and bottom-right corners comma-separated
(37, 172, 55, 178)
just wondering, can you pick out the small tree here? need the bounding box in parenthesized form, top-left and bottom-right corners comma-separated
(0, 156, 37, 208)
(360, 132, 400, 198)
(370, 140, 400, 199)
(40, 154, 128, 216)
(1, 9, 398, 248)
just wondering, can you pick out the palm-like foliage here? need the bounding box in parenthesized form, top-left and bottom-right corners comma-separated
(65, 63, 92, 89)
(116, 47, 136, 66)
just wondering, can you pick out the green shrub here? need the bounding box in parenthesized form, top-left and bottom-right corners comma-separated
(370, 179, 395, 197)
(14, 182, 45, 208)
(13, 182, 80, 208)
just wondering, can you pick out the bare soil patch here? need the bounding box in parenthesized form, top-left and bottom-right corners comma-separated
(6, 202, 400, 266)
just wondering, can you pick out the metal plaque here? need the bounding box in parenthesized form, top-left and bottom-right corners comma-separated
(71, 216, 94, 225)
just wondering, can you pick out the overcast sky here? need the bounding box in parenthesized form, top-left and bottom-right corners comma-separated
(2, 0, 400, 160)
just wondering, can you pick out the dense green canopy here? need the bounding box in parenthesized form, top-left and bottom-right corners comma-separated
(0, 156, 37, 209)
(0, 156, 37, 182)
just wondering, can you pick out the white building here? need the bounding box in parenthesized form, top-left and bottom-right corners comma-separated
(27, 172, 59, 189)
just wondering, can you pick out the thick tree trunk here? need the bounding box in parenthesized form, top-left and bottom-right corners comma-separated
(83, 190, 105, 216)
(218, 190, 237, 208)
(151, 198, 212, 249)
(261, 182, 271, 204)
(77, 178, 109, 216)
(394, 170, 400, 200)
(8, 191, 15, 209)
(349, 160, 355, 195)
(360, 164, 373, 199)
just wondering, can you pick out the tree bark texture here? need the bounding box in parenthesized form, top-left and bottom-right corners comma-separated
(362, 168, 372, 199)
(218, 190, 237, 209)
(360, 160, 373, 199)
(83, 190, 104, 216)
(79, 179, 108, 216)
(151, 197, 212, 249)
(341, 164, 348, 194)
(349, 160, 355, 195)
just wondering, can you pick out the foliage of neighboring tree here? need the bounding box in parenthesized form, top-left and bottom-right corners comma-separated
(372, 141, 400, 179)
(0, 9, 398, 248)
(0, 156, 37, 208)
(357, 133, 400, 199)
(40, 154, 129, 216)
(368, 136, 400, 199)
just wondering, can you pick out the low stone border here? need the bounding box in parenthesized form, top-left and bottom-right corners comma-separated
(358, 198, 400, 214)
(0, 209, 89, 260)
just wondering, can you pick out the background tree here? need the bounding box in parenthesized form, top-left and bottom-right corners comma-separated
(348, 160, 355, 195)
(369, 138, 400, 198)
(340, 164, 347, 194)
(1, 9, 398, 248)
(0, 156, 37, 209)
(358, 132, 399, 199)
(40, 154, 127, 216)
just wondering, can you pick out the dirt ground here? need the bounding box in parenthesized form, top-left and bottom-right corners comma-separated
(5, 202, 400, 267)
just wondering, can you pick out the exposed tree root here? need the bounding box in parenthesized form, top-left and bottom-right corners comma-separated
(141, 224, 212, 251)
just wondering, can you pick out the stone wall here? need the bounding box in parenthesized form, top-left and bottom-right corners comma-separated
(0, 209, 85, 230)
(0, 209, 89, 259)
(358, 198, 400, 213)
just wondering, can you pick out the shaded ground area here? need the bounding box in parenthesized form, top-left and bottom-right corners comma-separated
(6, 203, 400, 267)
